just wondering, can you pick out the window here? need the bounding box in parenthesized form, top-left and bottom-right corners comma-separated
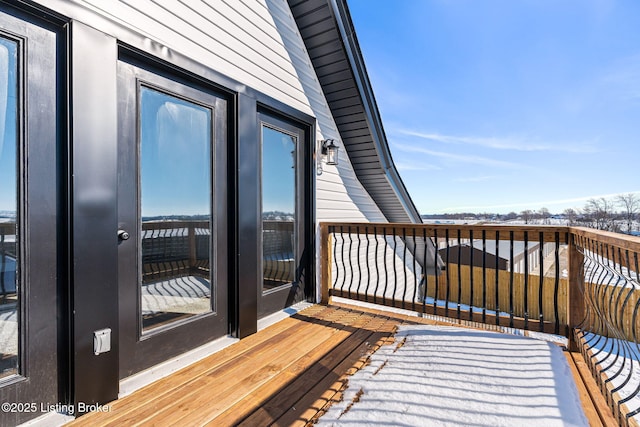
(261, 124, 297, 292)
(139, 86, 214, 332)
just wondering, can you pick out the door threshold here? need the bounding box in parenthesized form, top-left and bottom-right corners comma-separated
(18, 410, 74, 427)
(257, 301, 315, 331)
(118, 334, 239, 398)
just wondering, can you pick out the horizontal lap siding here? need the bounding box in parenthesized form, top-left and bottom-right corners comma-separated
(32, 0, 389, 223)
(34, 0, 399, 306)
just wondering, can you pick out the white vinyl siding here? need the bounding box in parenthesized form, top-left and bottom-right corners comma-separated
(33, 0, 413, 304)
(37, 0, 388, 223)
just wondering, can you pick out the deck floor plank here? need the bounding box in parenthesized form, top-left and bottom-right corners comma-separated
(67, 305, 334, 427)
(208, 309, 372, 426)
(64, 303, 613, 427)
(130, 307, 354, 426)
(287, 315, 408, 426)
(275, 319, 398, 425)
(233, 311, 392, 426)
(151, 307, 364, 426)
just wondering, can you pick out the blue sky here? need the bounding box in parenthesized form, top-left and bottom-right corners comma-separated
(0, 39, 17, 215)
(348, 0, 640, 214)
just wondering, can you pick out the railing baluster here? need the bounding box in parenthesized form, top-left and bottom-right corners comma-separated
(411, 228, 417, 312)
(382, 227, 389, 306)
(422, 227, 428, 315)
(373, 226, 380, 305)
(364, 226, 371, 298)
(355, 225, 361, 296)
(445, 228, 451, 319)
(457, 229, 462, 320)
(538, 231, 544, 332)
(469, 229, 474, 321)
(402, 227, 408, 309)
(509, 231, 514, 328)
(495, 230, 500, 326)
(433, 229, 439, 313)
(553, 232, 560, 335)
(482, 230, 487, 323)
(339, 226, 347, 294)
(524, 231, 529, 330)
(392, 227, 398, 305)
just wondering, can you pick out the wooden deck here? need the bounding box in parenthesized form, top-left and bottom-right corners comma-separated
(67, 303, 616, 427)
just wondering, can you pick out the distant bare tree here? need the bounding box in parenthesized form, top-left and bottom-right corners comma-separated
(584, 198, 615, 231)
(539, 207, 550, 224)
(616, 193, 639, 233)
(521, 210, 533, 224)
(504, 211, 518, 221)
(563, 208, 577, 225)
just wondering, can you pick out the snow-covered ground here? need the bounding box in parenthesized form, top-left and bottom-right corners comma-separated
(142, 275, 211, 316)
(582, 332, 640, 418)
(318, 325, 587, 427)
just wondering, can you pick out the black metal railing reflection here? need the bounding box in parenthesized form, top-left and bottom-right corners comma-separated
(0, 222, 16, 302)
(262, 220, 294, 289)
(141, 220, 210, 283)
(0, 221, 17, 377)
(140, 220, 211, 331)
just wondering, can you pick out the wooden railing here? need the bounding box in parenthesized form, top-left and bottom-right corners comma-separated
(320, 222, 640, 427)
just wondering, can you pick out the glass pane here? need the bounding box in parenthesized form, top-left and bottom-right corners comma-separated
(261, 126, 296, 291)
(139, 86, 213, 332)
(0, 38, 18, 377)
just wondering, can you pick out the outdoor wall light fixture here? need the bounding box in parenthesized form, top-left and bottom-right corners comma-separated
(317, 139, 340, 175)
(321, 139, 339, 166)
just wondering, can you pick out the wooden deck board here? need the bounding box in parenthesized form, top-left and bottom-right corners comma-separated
(566, 351, 619, 427)
(65, 303, 614, 427)
(211, 310, 376, 426)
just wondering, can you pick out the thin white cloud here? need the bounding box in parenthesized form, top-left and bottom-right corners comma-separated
(395, 162, 442, 172)
(443, 190, 640, 213)
(602, 54, 640, 101)
(394, 143, 525, 169)
(397, 130, 598, 153)
(454, 175, 500, 183)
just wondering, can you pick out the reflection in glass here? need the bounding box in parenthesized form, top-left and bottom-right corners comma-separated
(261, 126, 296, 291)
(139, 86, 213, 332)
(0, 38, 18, 377)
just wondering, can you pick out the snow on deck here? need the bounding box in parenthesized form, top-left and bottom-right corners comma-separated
(319, 325, 587, 426)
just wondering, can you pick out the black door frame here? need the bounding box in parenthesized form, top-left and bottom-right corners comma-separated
(116, 56, 230, 378)
(0, 4, 66, 425)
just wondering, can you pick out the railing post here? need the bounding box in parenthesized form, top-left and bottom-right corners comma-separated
(320, 223, 332, 304)
(568, 231, 585, 352)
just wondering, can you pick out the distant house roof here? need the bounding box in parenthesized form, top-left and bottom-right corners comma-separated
(288, 0, 422, 224)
